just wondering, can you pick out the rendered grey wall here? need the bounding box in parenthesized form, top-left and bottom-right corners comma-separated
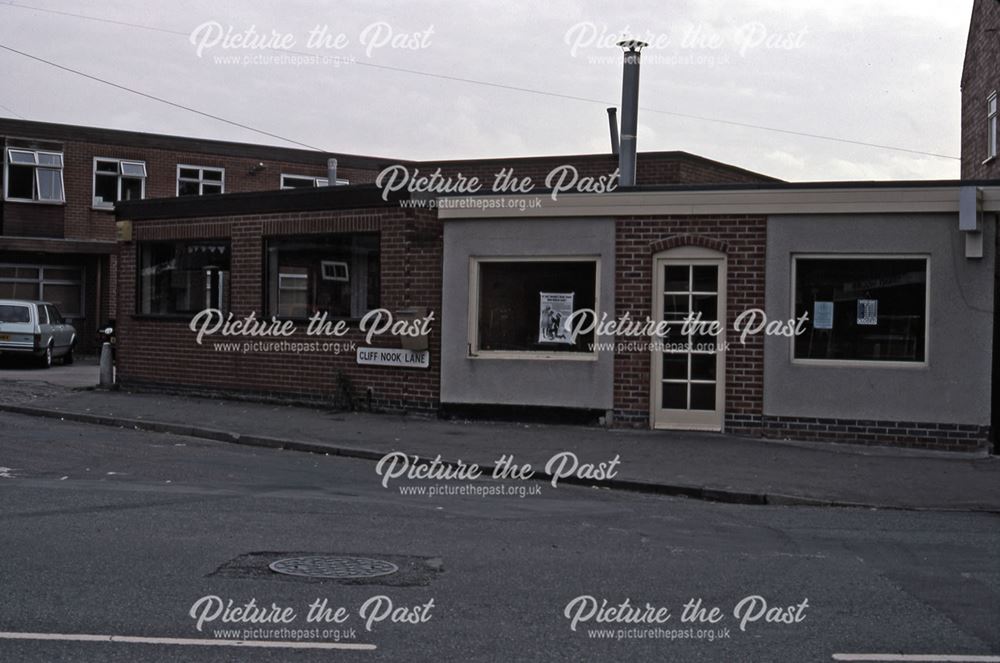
(764, 213, 995, 425)
(440, 217, 615, 410)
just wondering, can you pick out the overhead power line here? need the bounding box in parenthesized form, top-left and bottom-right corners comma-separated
(0, 0, 961, 161)
(0, 43, 326, 151)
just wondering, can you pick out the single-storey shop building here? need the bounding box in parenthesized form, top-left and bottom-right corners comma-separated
(115, 181, 1000, 452)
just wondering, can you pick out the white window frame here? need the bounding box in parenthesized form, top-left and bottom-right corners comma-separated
(987, 90, 998, 163)
(176, 164, 225, 196)
(3, 148, 65, 203)
(467, 255, 600, 361)
(0, 263, 84, 317)
(280, 174, 349, 189)
(789, 254, 930, 368)
(321, 260, 350, 282)
(92, 157, 147, 209)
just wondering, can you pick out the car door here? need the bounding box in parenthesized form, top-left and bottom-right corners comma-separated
(46, 305, 70, 352)
(35, 304, 52, 350)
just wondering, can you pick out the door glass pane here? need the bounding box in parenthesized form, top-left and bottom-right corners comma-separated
(690, 383, 716, 411)
(692, 265, 718, 293)
(690, 353, 716, 381)
(663, 353, 687, 380)
(664, 294, 689, 322)
(664, 266, 688, 292)
(691, 294, 718, 322)
(662, 382, 687, 409)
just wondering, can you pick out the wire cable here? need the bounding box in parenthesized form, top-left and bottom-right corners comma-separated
(0, 0, 961, 161)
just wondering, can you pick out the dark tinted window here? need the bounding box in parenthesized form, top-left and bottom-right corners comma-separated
(0, 305, 30, 323)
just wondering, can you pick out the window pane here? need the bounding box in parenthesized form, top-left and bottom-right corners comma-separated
(95, 160, 119, 174)
(477, 260, 597, 353)
(662, 382, 687, 409)
(121, 177, 143, 201)
(690, 353, 716, 381)
(0, 282, 39, 300)
(178, 181, 200, 196)
(664, 266, 688, 292)
(282, 176, 314, 189)
(664, 294, 689, 322)
(0, 266, 39, 279)
(139, 242, 231, 315)
(178, 168, 199, 179)
(267, 234, 379, 319)
(202, 169, 223, 181)
(663, 353, 687, 380)
(692, 265, 718, 293)
(36, 168, 64, 201)
(794, 258, 927, 362)
(691, 294, 718, 322)
(202, 184, 222, 195)
(7, 164, 34, 198)
(36, 152, 62, 167)
(0, 305, 31, 323)
(42, 284, 81, 317)
(120, 161, 146, 177)
(43, 268, 80, 281)
(8, 149, 36, 164)
(690, 383, 716, 411)
(94, 173, 118, 204)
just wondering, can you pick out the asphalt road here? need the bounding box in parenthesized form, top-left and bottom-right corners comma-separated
(0, 411, 996, 662)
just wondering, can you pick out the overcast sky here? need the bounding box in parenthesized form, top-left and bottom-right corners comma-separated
(0, 0, 975, 181)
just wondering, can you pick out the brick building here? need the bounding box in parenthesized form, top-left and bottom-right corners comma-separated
(961, 0, 1000, 179)
(0, 118, 392, 350)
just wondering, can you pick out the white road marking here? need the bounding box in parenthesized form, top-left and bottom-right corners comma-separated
(0, 467, 18, 479)
(833, 655, 1000, 662)
(0, 631, 376, 651)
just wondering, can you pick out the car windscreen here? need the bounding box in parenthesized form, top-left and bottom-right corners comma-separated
(0, 305, 31, 323)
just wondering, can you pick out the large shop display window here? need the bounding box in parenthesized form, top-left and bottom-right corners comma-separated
(138, 241, 231, 315)
(471, 258, 598, 357)
(793, 256, 928, 363)
(266, 234, 380, 320)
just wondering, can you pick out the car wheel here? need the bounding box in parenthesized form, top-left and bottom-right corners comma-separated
(63, 345, 74, 365)
(39, 344, 52, 369)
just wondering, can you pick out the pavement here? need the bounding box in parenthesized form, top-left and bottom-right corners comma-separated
(0, 362, 998, 512)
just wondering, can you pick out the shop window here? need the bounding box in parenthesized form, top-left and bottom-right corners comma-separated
(266, 234, 379, 319)
(988, 91, 998, 161)
(280, 174, 350, 189)
(0, 265, 82, 317)
(93, 158, 146, 207)
(793, 256, 928, 363)
(177, 165, 224, 196)
(4, 148, 65, 202)
(138, 242, 230, 315)
(471, 259, 597, 355)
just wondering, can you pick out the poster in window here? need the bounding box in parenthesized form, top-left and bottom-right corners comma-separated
(813, 301, 834, 330)
(857, 299, 878, 326)
(538, 292, 574, 344)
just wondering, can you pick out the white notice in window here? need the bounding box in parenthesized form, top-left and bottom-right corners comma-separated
(857, 299, 878, 326)
(538, 292, 574, 344)
(814, 301, 834, 330)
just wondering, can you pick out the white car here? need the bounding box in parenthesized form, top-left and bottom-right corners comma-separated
(0, 300, 77, 368)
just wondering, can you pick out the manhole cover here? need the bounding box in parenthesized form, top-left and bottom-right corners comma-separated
(268, 556, 399, 579)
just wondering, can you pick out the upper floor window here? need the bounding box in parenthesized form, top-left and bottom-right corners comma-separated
(988, 91, 998, 162)
(93, 158, 146, 208)
(4, 148, 65, 203)
(280, 174, 349, 189)
(177, 165, 224, 196)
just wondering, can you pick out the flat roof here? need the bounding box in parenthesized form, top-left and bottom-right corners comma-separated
(0, 118, 400, 170)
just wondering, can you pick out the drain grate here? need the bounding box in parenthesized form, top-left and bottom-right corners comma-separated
(268, 556, 399, 579)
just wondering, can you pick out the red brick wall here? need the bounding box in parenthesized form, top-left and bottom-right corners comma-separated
(961, 0, 1000, 179)
(117, 206, 442, 412)
(613, 216, 768, 431)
